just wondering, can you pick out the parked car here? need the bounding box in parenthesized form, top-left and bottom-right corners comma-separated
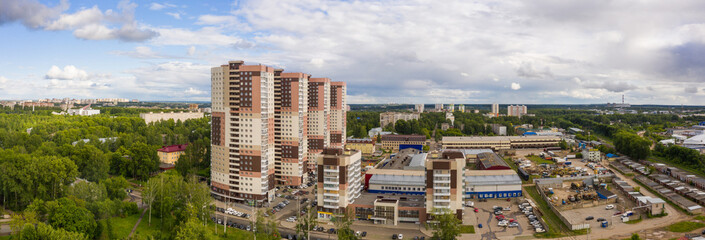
(596, 218, 606, 222)
(585, 216, 594, 220)
(362, 231, 367, 237)
(478, 224, 483, 228)
(393, 234, 398, 240)
(605, 204, 614, 210)
(509, 222, 519, 228)
(398, 234, 404, 239)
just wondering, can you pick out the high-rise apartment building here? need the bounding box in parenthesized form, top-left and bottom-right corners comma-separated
(491, 103, 499, 116)
(211, 60, 347, 205)
(330, 82, 346, 149)
(458, 104, 465, 113)
(379, 112, 420, 128)
(435, 104, 444, 111)
(316, 148, 362, 219)
(415, 104, 424, 113)
(274, 70, 310, 186)
(507, 105, 527, 117)
(425, 156, 464, 217)
(307, 78, 331, 171)
(210, 60, 276, 206)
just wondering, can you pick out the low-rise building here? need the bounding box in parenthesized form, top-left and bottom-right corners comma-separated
(140, 111, 205, 124)
(582, 148, 601, 162)
(491, 124, 507, 136)
(476, 152, 511, 170)
(346, 138, 376, 154)
(379, 112, 420, 128)
(157, 144, 188, 164)
(464, 170, 522, 199)
(442, 136, 560, 150)
(381, 134, 426, 151)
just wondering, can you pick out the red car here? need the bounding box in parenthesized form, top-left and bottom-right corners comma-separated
(474, 209, 479, 213)
(495, 215, 505, 220)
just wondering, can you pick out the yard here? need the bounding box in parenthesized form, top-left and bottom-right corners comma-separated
(97, 213, 258, 240)
(524, 186, 586, 238)
(527, 155, 555, 165)
(666, 221, 705, 233)
(459, 225, 475, 234)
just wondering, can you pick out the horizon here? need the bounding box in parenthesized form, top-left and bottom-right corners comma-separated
(1, 1, 705, 104)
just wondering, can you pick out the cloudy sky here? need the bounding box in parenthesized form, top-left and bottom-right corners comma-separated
(1, 0, 705, 104)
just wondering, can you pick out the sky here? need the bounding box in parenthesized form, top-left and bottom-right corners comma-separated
(1, 0, 705, 104)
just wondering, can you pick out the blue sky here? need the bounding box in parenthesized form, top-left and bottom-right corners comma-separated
(1, 0, 705, 104)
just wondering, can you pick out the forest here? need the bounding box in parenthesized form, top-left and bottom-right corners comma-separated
(0, 107, 211, 239)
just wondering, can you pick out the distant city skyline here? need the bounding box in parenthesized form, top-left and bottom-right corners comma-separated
(1, 0, 705, 104)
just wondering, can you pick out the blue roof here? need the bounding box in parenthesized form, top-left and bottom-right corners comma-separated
(606, 153, 618, 158)
(523, 132, 537, 136)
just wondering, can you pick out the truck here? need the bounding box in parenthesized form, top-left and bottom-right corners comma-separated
(601, 221, 608, 228)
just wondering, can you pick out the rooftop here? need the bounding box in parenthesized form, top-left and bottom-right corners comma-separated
(464, 170, 521, 185)
(354, 192, 426, 208)
(158, 144, 188, 153)
(477, 152, 510, 169)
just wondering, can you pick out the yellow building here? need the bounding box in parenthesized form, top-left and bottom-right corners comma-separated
(380, 134, 426, 151)
(346, 138, 375, 154)
(157, 144, 188, 164)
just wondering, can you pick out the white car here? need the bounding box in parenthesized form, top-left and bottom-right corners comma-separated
(605, 204, 614, 210)
(398, 234, 403, 239)
(536, 228, 545, 233)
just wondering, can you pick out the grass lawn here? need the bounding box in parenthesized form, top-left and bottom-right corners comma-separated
(524, 186, 583, 238)
(527, 155, 554, 165)
(0, 236, 10, 240)
(666, 221, 705, 233)
(105, 213, 143, 239)
(695, 215, 705, 221)
(459, 225, 475, 234)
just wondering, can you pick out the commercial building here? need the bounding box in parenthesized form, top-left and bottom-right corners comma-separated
(317, 148, 363, 219)
(379, 112, 420, 128)
(415, 104, 424, 113)
(210, 60, 346, 206)
(442, 136, 560, 150)
(381, 134, 426, 151)
(346, 138, 376, 154)
(157, 144, 188, 164)
(507, 105, 527, 117)
(491, 103, 499, 116)
(464, 170, 522, 199)
(140, 111, 204, 124)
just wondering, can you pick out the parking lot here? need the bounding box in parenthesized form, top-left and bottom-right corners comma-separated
(466, 198, 536, 239)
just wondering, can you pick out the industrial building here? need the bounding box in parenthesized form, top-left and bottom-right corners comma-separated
(464, 170, 522, 199)
(476, 152, 511, 170)
(344, 149, 523, 223)
(442, 135, 560, 150)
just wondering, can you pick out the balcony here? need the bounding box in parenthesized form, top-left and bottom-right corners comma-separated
(434, 179, 451, 184)
(434, 191, 451, 196)
(323, 204, 339, 209)
(323, 185, 339, 191)
(434, 185, 450, 190)
(323, 191, 338, 197)
(433, 198, 451, 203)
(324, 168, 338, 173)
(435, 173, 450, 177)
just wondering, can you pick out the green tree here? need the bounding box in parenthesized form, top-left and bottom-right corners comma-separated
(67, 181, 107, 203)
(103, 176, 129, 200)
(333, 209, 357, 240)
(46, 198, 97, 239)
(631, 233, 641, 240)
(18, 222, 89, 240)
(430, 208, 462, 240)
(296, 206, 318, 240)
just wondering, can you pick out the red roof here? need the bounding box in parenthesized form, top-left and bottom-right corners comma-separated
(158, 144, 188, 153)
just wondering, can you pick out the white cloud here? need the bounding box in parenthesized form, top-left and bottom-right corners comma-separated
(149, 3, 176, 11)
(166, 12, 181, 20)
(45, 65, 89, 80)
(151, 27, 244, 46)
(111, 46, 179, 59)
(511, 82, 521, 90)
(460, 72, 469, 77)
(187, 46, 196, 56)
(184, 87, 206, 95)
(196, 15, 238, 25)
(0, 0, 157, 42)
(0, 76, 7, 89)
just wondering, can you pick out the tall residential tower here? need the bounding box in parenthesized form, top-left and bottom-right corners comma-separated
(211, 60, 346, 205)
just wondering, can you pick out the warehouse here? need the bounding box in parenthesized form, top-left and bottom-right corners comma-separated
(476, 152, 511, 170)
(464, 170, 522, 199)
(365, 169, 426, 195)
